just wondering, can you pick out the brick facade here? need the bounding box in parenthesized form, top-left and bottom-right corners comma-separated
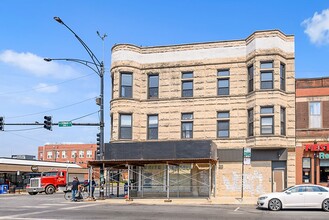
(110, 30, 296, 198)
(295, 77, 329, 185)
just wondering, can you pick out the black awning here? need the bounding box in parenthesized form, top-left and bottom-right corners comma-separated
(88, 140, 217, 166)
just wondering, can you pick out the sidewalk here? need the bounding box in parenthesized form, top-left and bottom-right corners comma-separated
(96, 197, 257, 206)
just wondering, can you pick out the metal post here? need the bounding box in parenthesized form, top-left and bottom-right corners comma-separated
(165, 163, 172, 202)
(208, 163, 212, 199)
(241, 148, 244, 200)
(127, 165, 131, 201)
(214, 164, 217, 198)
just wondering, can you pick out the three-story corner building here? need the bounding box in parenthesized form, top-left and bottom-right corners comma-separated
(106, 30, 296, 199)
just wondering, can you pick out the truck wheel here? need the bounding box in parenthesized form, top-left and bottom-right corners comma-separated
(45, 185, 55, 194)
(28, 192, 38, 195)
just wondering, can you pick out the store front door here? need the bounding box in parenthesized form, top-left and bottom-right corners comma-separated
(272, 161, 286, 192)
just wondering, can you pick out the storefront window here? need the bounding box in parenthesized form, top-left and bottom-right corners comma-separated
(320, 160, 329, 183)
(302, 157, 311, 183)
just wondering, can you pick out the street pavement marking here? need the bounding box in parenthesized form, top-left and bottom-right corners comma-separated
(234, 207, 240, 211)
(0, 210, 51, 219)
(60, 203, 99, 210)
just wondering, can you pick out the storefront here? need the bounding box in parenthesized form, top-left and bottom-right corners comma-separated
(296, 142, 329, 186)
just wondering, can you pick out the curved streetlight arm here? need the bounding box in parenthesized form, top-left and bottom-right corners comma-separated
(44, 58, 100, 76)
(54, 17, 102, 74)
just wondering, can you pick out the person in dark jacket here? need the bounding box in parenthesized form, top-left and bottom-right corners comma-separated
(71, 177, 80, 202)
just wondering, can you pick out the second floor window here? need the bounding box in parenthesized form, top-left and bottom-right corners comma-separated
(260, 61, 273, 90)
(120, 73, 132, 98)
(181, 113, 193, 139)
(120, 114, 132, 139)
(217, 111, 230, 138)
(281, 107, 286, 135)
(87, 150, 92, 158)
(217, 69, 230, 96)
(62, 151, 66, 159)
(280, 63, 286, 91)
(182, 72, 193, 97)
(147, 115, 158, 140)
(47, 151, 52, 159)
(248, 108, 254, 137)
(71, 151, 77, 158)
(148, 75, 159, 99)
(260, 106, 274, 135)
(248, 65, 254, 93)
(79, 150, 84, 158)
(310, 102, 321, 128)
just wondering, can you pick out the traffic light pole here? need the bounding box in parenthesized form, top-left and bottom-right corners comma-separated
(45, 16, 106, 199)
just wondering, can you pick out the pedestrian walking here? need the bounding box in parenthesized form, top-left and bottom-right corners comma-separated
(71, 177, 80, 202)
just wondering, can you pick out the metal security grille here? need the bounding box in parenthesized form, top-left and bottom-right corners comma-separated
(30, 178, 40, 188)
(105, 163, 215, 199)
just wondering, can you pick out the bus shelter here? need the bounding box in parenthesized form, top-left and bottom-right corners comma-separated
(89, 140, 217, 200)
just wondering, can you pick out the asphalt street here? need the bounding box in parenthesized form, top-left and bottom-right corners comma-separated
(0, 193, 329, 220)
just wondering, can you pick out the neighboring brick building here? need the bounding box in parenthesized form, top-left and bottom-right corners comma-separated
(38, 143, 97, 168)
(295, 77, 329, 186)
(104, 30, 295, 199)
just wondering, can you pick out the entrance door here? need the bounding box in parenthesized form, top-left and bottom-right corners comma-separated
(272, 170, 284, 192)
(272, 161, 286, 192)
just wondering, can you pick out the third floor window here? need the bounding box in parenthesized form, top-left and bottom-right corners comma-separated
(148, 74, 159, 99)
(217, 69, 230, 96)
(260, 61, 273, 90)
(181, 72, 193, 97)
(248, 65, 254, 93)
(120, 73, 132, 98)
(280, 63, 286, 91)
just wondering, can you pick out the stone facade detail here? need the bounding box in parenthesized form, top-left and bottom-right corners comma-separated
(110, 30, 296, 197)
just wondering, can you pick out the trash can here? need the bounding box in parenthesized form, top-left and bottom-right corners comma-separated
(0, 185, 8, 194)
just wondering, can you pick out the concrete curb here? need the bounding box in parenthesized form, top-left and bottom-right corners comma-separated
(94, 197, 257, 206)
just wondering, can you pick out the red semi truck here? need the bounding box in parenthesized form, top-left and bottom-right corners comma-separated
(26, 170, 85, 195)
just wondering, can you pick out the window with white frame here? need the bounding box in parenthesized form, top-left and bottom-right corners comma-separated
(79, 150, 84, 158)
(310, 102, 321, 128)
(62, 151, 67, 159)
(86, 150, 92, 158)
(260, 106, 274, 135)
(217, 69, 230, 96)
(181, 72, 193, 97)
(181, 113, 193, 139)
(47, 151, 52, 159)
(217, 111, 230, 138)
(71, 150, 77, 158)
(260, 61, 274, 89)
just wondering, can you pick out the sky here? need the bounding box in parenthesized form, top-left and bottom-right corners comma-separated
(0, 0, 329, 157)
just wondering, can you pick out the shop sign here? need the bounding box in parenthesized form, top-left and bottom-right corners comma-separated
(31, 165, 39, 172)
(319, 152, 329, 159)
(304, 143, 329, 152)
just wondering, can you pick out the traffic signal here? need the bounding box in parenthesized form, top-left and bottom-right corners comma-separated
(0, 117, 4, 131)
(96, 133, 101, 155)
(44, 116, 52, 130)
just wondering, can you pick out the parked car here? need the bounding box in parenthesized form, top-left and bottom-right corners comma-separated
(257, 184, 329, 211)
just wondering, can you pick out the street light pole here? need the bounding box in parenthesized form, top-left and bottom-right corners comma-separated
(45, 17, 106, 195)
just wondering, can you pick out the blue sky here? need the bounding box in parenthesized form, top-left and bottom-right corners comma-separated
(0, 0, 329, 157)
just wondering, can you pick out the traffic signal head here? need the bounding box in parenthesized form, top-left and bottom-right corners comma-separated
(44, 116, 52, 130)
(96, 133, 100, 146)
(0, 117, 4, 131)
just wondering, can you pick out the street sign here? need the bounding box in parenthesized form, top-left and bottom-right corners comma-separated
(58, 121, 72, 127)
(243, 148, 251, 158)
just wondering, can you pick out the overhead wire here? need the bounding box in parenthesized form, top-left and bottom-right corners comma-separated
(6, 96, 97, 119)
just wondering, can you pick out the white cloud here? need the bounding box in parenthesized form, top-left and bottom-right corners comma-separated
(0, 50, 80, 79)
(302, 9, 329, 45)
(33, 83, 59, 93)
